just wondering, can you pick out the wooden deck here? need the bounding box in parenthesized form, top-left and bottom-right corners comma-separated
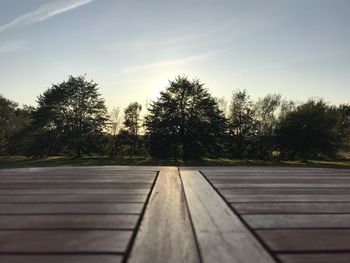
(0, 166, 349, 263)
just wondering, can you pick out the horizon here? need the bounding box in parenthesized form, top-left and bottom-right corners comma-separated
(0, 0, 349, 110)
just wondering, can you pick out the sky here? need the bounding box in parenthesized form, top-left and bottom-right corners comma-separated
(0, 0, 349, 111)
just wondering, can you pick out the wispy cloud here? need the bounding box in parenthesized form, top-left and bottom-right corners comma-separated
(0, 40, 29, 53)
(123, 49, 228, 73)
(0, 0, 95, 33)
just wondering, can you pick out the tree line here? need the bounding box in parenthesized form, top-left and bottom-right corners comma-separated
(1, 75, 349, 161)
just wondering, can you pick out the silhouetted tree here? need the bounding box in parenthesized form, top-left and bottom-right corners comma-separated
(276, 99, 340, 160)
(0, 95, 18, 154)
(337, 104, 350, 148)
(145, 76, 226, 160)
(110, 107, 122, 136)
(122, 102, 142, 155)
(227, 90, 256, 158)
(254, 94, 282, 159)
(32, 75, 109, 156)
(0, 95, 32, 155)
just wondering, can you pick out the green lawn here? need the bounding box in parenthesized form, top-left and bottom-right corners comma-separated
(0, 155, 349, 169)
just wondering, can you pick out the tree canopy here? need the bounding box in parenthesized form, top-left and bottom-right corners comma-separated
(276, 99, 340, 160)
(0, 74, 348, 161)
(32, 75, 109, 156)
(145, 76, 226, 160)
(227, 90, 256, 158)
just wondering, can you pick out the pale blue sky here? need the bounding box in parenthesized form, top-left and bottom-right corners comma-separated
(0, 0, 349, 110)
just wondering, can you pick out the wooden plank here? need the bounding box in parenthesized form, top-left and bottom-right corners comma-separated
(214, 183, 350, 188)
(0, 173, 155, 178)
(0, 255, 123, 263)
(257, 229, 350, 251)
(201, 167, 349, 172)
(0, 230, 132, 253)
(277, 253, 350, 263)
(244, 214, 350, 229)
(0, 170, 157, 176)
(221, 188, 350, 195)
(0, 179, 154, 183)
(0, 203, 143, 214)
(204, 171, 350, 176)
(0, 188, 150, 195)
(0, 183, 153, 189)
(203, 172, 350, 177)
(0, 194, 147, 203)
(0, 174, 156, 179)
(234, 202, 350, 214)
(180, 170, 275, 263)
(129, 167, 200, 263)
(225, 195, 350, 203)
(211, 179, 350, 184)
(206, 175, 350, 180)
(0, 214, 138, 229)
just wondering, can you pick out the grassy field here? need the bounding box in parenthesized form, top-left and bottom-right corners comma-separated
(0, 155, 349, 169)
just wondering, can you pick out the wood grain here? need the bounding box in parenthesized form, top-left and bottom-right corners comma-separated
(257, 229, 350, 251)
(225, 194, 350, 203)
(0, 230, 132, 253)
(234, 202, 350, 214)
(277, 253, 350, 263)
(0, 188, 150, 194)
(181, 169, 275, 263)
(244, 214, 350, 229)
(129, 167, 200, 263)
(0, 255, 123, 263)
(0, 194, 147, 203)
(0, 203, 143, 214)
(0, 214, 138, 229)
(214, 183, 350, 188)
(0, 167, 158, 262)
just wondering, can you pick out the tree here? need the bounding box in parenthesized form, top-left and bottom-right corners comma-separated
(0, 95, 18, 154)
(227, 90, 256, 158)
(276, 99, 340, 160)
(110, 107, 122, 136)
(217, 97, 228, 117)
(32, 75, 109, 156)
(122, 102, 142, 155)
(0, 95, 32, 155)
(337, 104, 350, 148)
(254, 94, 282, 159)
(145, 75, 227, 160)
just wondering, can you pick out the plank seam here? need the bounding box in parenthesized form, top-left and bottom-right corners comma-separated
(123, 170, 160, 263)
(178, 167, 204, 263)
(198, 170, 281, 263)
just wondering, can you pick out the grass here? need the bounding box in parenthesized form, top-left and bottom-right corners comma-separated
(0, 155, 349, 169)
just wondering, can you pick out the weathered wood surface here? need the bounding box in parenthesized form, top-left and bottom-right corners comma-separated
(0, 230, 132, 253)
(0, 203, 143, 214)
(2, 166, 350, 263)
(235, 202, 350, 214)
(180, 169, 275, 263)
(222, 188, 350, 194)
(129, 167, 200, 263)
(0, 214, 139, 229)
(0, 255, 123, 263)
(226, 194, 350, 202)
(0, 167, 157, 262)
(215, 182, 350, 188)
(202, 167, 350, 263)
(277, 253, 350, 263)
(0, 188, 150, 194)
(244, 214, 350, 229)
(257, 229, 350, 251)
(0, 194, 147, 203)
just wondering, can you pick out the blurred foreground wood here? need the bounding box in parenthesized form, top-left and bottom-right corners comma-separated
(0, 166, 349, 262)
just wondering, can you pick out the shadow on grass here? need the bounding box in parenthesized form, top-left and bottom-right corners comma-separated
(0, 156, 349, 169)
